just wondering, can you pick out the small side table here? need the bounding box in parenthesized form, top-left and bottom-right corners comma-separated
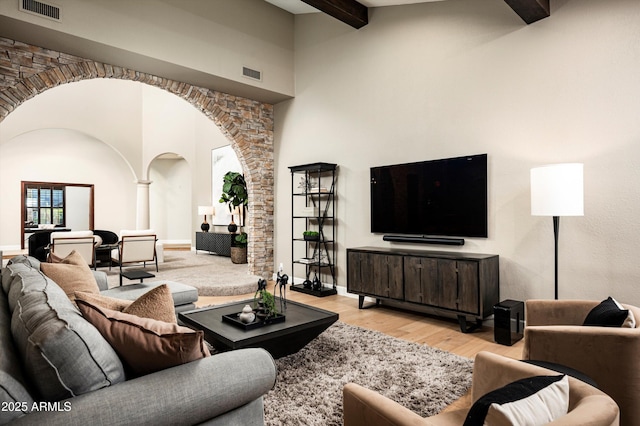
(494, 299, 524, 346)
(95, 243, 118, 270)
(120, 270, 155, 286)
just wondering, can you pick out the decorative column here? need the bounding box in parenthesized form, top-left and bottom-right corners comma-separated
(136, 180, 152, 230)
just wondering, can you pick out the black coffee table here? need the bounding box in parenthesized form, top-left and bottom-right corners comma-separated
(178, 298, 339, 358)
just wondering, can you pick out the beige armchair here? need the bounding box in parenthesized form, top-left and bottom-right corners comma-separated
(343, 351, 619, 426)
(523, 299, 640, 426)
(111, 229, 158, 275)
(49, 230, 97, 268)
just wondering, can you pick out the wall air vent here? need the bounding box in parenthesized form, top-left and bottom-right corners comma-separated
(19, 0, 61, 21)
(242, 66, 262, 82)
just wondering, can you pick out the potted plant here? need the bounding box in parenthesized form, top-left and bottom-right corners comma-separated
(219, 171, 248, 232)
(231, 231, 248, 264)
(254, 279, 277, 319)
(303, 230, 320, 241)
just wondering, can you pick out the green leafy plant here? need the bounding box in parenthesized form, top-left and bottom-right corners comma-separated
(303, 230, 320, 240)
(254, 281, 277, 317)
(234, 231, 248, 247)
(219, 171, 248, 213)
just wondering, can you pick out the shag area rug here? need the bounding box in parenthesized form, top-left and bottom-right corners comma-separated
(264, 321, 473, 425)
(104, 250, 262, 296)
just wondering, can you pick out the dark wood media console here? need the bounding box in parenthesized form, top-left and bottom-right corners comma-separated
(346, 246, 499, 333)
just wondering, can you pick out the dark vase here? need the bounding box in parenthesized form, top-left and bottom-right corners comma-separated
(201, 222, 210, 232)
(228, 222, 238, 233)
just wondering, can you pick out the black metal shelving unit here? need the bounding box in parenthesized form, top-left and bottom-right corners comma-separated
(289, 162, 337, 297)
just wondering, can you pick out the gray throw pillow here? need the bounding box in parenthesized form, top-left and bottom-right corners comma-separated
(9, 267, 126, 401)
(0, 286, 35, 424)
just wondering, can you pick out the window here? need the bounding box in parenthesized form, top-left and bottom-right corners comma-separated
(21, 181, 95, 250)
(25, 184, 66, 226)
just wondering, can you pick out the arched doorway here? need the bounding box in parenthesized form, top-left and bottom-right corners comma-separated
(149, 153, 191, 245)
(0, 39, 274, 278)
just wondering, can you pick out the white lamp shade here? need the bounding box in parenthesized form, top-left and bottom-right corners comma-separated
(531, 163, 584, 216)
(198, 206, 215, 216)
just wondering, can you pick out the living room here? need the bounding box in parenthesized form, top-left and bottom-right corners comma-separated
(0, 0, 639, 424)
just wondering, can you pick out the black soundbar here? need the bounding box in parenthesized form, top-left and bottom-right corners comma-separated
(383, 235, 465, 246)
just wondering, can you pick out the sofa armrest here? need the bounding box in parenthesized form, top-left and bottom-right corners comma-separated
(470, 352, 556, 402)
(343, 383, 430, 426)
(93, 270, 108, 291)
(523, 325, 640, 362)
(525, 299, 599, 326)
(547, 395, 619, 426)
(12, 348, 276, 426)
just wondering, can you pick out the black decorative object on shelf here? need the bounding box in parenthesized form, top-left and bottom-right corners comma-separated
(276, 265, 289, 311)
(289, 162, 338, 297)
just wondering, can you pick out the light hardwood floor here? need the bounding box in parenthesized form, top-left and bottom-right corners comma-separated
(197, 290, 523, 360)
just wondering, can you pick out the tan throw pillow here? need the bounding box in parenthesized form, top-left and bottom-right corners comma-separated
(76, 299, 210, 377)
(41, 251, 100, 300)
(123, 284, 177, 324)
(75, 291, 133, 312)
(75, 284, 176, 323)
(75, 284, 177, 323)
(48, 251, 66, 263)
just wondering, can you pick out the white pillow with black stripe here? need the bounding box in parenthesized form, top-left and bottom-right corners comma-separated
(464, 375, 569, 426)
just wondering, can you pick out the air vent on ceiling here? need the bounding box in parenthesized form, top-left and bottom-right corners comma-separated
(242, 66, 262, 82)
(19, 0, 61, 21)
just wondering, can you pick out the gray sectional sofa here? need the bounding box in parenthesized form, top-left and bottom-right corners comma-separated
(98, 278, 199, 313)
(1, 255, 277, 425)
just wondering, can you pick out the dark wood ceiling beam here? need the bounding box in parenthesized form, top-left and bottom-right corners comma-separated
(503, 0, 550, 24)
(301, 0, 368, 29)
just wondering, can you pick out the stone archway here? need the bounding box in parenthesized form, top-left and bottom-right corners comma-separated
(0, 37, 274, 278)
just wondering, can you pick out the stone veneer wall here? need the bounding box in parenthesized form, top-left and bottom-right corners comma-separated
(0, 37, 274, 278)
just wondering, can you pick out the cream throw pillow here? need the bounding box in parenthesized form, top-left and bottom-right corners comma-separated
(464, 375, 569, 426)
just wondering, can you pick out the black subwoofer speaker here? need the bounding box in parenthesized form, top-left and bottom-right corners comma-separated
(494, 299, 524, 346)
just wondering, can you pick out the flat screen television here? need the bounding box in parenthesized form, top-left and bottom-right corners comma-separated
(370, 154, 488, 238)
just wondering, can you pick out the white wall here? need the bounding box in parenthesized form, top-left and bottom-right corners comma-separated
(274, 0, 640, 304)
(0, 0, 294, 100)
(0, 79, 231, 250)
(0, 128, 135, 245)
(149, 157, 191, 244)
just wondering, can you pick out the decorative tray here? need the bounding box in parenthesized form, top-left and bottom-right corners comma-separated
(222, 311, 286, 330)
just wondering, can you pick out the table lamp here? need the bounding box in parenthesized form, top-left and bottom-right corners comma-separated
(198, 206, 215, 232)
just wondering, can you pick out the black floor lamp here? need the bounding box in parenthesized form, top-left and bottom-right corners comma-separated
(531, 163, 584, 299)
